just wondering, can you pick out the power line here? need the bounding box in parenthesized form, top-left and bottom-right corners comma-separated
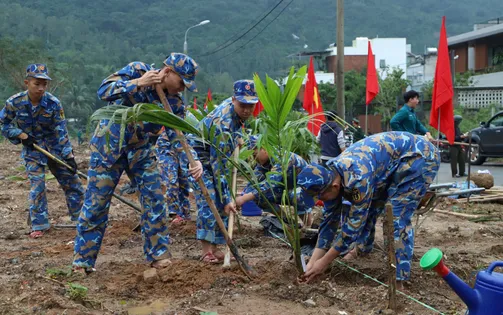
(201, 1, 282, 54)
(197, 0, 286, 57)
(215, 0, 294, 61)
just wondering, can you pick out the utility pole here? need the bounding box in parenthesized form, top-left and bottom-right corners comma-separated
(336, 0, 345, 119)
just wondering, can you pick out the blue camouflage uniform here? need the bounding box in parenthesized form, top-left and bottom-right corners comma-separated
(0, 64, 84, 231)
(298, 132, 440, 281)
(187, 80, 258, 245)
(73, 53, 198, 269)
(243, 136, 314, 215)
(155, 95, 191, 220)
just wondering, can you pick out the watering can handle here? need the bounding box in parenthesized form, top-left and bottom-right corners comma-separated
(487, 261, 503, 274)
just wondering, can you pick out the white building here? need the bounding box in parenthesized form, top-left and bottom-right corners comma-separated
(325, 37, 408, 79)
(406, 46, 438, 91)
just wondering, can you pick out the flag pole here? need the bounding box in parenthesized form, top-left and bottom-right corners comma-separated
(311, 100, 314, 134)
(365, 105, 368, 135)
(436, 109, 441, 184)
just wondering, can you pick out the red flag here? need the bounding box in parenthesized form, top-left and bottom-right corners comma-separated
(366, 41, 379, 105)
(303, 56, 325, 135)
(429, 16, 455, 144)
(204, 88, 212, 110)
(193, 97, 197, 109)
(253, 100, 264, 117)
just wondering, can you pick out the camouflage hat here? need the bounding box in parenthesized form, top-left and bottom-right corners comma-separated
(26, 64, 52, 80)
(297, 163, 335, 197)
(233, 80, 258, 104)
(247, 135, 259, 150)
(163, 53, 199, 92)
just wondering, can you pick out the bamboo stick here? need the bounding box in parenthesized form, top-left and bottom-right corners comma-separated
(433, 209, 483, 219)
(431, 139, 478, 147)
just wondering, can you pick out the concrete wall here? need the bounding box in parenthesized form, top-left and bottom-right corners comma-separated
(470, 71, 503, 88)
(407, 54, 437, 91)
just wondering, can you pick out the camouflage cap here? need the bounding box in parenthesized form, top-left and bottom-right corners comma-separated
(26, 64, 52, 80)
(163, 53, 199, 92)
(297, 163, 335, 197)
(233, 80, 258, 104)
(247, 135, 259, 150)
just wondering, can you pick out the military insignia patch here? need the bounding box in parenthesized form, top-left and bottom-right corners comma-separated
(38, 65, 45, 71)
(60, 108, 65, 120)
(351, 188, 362, 202)
(245, 84, 250, 90)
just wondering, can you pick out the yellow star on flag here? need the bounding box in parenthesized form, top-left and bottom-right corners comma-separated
(313, 86, 320, 109)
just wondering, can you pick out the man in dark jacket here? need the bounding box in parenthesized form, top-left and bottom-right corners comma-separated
(317, 110, 345, 167)
(351, 118, 365, 143)
(390, 90, 433, 141)
(450, 115, 467, 178)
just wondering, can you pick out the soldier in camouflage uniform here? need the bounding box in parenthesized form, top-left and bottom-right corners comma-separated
(156, 96, 192, 223)
(187, 80, 258, 263)
(72, 53, 202, 272)
(0, 64, 84, 239)
(235, 135, 314, 225)
(297, 132, 439, 283)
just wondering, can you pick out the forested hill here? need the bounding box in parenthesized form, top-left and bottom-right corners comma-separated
(0, 0, 502, 125)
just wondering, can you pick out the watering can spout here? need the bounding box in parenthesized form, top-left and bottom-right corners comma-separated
(420, 248, 479, 309)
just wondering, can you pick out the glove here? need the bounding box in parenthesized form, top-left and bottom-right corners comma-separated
(65, 157, 78, 174)
(21, 135, 36, 149)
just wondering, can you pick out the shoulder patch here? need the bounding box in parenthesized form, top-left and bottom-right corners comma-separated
(351, 187, 363, 203)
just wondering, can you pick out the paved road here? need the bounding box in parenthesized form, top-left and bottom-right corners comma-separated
(436, 160, 503, 186)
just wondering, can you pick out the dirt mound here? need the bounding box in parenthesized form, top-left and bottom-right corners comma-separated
(169, 220, 197, 236)
(490, 244, 503, 255)
(470, 173, 494, 189)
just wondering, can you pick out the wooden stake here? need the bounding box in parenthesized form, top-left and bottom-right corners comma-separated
(155, 85, 254, 279)
(384, 204, 397, 312)
(223, 147, 240, 268)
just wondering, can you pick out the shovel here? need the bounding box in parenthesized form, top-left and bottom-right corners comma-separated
(155, 85, 255, 279)
(223, 147, 240, 268)
(33, 144, 143, 214)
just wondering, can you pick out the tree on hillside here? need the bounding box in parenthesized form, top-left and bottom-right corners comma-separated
(318, 83, 337, 110)
(318, 70, 366, 117)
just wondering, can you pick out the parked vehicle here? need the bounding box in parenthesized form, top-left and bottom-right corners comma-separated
(438, 136, 452, 163)
(468, 111, 503, 165)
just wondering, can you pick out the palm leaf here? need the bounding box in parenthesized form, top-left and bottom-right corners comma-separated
(253, 73, 276, 122)
(91, 103, 201, 136)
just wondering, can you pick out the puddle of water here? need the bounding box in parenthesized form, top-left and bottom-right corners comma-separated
(127, 300, 169, 315)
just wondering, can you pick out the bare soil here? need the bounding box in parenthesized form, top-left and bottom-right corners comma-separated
(1, 142, 502, 315)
